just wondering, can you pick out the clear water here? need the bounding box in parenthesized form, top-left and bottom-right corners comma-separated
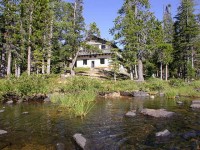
(0, 97, 200, 150)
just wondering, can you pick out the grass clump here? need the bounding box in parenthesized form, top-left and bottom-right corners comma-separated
(51, 90, 96, 118)
(164, 88, 178, 99)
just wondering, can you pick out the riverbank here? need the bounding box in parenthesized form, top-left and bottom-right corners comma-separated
(0, 75, 200, 117)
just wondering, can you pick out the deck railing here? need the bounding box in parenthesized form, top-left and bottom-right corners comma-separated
(78, 49, 112, 56)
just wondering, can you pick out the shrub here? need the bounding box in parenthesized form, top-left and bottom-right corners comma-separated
(169, 78, 186, 87)
(146, 78, 168, 92)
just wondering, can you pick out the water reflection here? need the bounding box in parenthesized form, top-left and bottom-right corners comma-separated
(0, 97, 199, 149)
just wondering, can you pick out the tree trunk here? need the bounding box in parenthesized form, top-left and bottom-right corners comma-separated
(130, 68, 134, 80)
(160, 62, 163, 80)
(7, 48, 11, 76)
(42, 58, 45, 74)
(47, 10, 53, 75)
(27, 6, 33, 75)
(114, 72, 117, 82)
(191, 46, 194, 69)
(70, 49, 80, 76)
(134, 64, 138, 79)
(138, 59, 144, 81)
(0, 45, 6, 77)
(165, 64, 168, 81)
(15, 61, 20, 78)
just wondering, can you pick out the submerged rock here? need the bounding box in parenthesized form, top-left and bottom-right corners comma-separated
(125, 110, 136, 117)
(150, 95, 155, 99)
(182, 131, 200, 140)
(133, 91, 149, 97)
(191, 100, 200, 109)
(176, 101, 183, 105)
(73, 133, 87, 149)
(0, 130, 7, 135)
(156, 129, 171, 137)
(56, 143, 65, 150)
(22, 112, 29, 115)
(0, 110, 4, 113)
(141, 109, 174, 118)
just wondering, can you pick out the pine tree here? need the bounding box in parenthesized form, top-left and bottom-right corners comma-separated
(173, 0, 199, 80)
(87, 22, 100, 37)
(110, 0, 157, 81)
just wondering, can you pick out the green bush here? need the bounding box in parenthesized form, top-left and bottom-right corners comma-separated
(60, 76, 104, 93)
(16, 74, 50, 96)
(169, 78, 186, 87)
(146, 78, 168, 91)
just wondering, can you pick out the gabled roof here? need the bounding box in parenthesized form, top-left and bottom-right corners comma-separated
(85, 35, 118, 48)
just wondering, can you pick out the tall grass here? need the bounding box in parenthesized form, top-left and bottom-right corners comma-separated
(164, 88, 178, 99)
(51, 90, 96, 118)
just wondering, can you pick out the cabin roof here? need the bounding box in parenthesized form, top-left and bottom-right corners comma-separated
(85, 35, 118, 48)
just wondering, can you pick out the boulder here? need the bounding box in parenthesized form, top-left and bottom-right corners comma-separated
(156, 129, 171, 137)
(192, 100, 200, 104)
(190, 100, 200, 108)
(120, 91, 133, 97)
(0, 130, 7, 135)
(141, 109, 174, 118)
(6, 100, 13, 104)
(105, 92, 121, 98)
(125, 110, 136, 117)
(0, 110, 4, 113)
(190, 104, 200, 109)
(73, 133, 87, 149)
(44, 97, 51, 103)
(133, 91, 149, 97)
(56, 143, 65, 150)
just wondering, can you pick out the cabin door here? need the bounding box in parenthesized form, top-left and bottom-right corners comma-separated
(91, 61, 95, 68)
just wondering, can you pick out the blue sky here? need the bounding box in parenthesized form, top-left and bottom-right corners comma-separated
(66, 0, 199, 40)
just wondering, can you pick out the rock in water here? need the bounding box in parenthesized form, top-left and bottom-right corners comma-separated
(6, 100, 13, 104)
(156, 129, 171, 137)
(125, 110, 136, 117)
(56, 143, 65, 150)
(0, 110, 4, 113)
(133, 91, 149, 97)
(191, 100, 200, 108)
(73, 133, 87, 149)
(22, 112, 29, 115)
(141, 109, 174, 118)
(192, 100, 200, 104)
(176, 101, 183, 105)
(0, 130, 7, 135)
(44, 97, 51, 103)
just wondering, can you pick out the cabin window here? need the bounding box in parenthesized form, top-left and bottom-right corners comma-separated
(83, 59, 87, 65)
(101, 45, 106, 49)
(100, 58, 105, 64)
